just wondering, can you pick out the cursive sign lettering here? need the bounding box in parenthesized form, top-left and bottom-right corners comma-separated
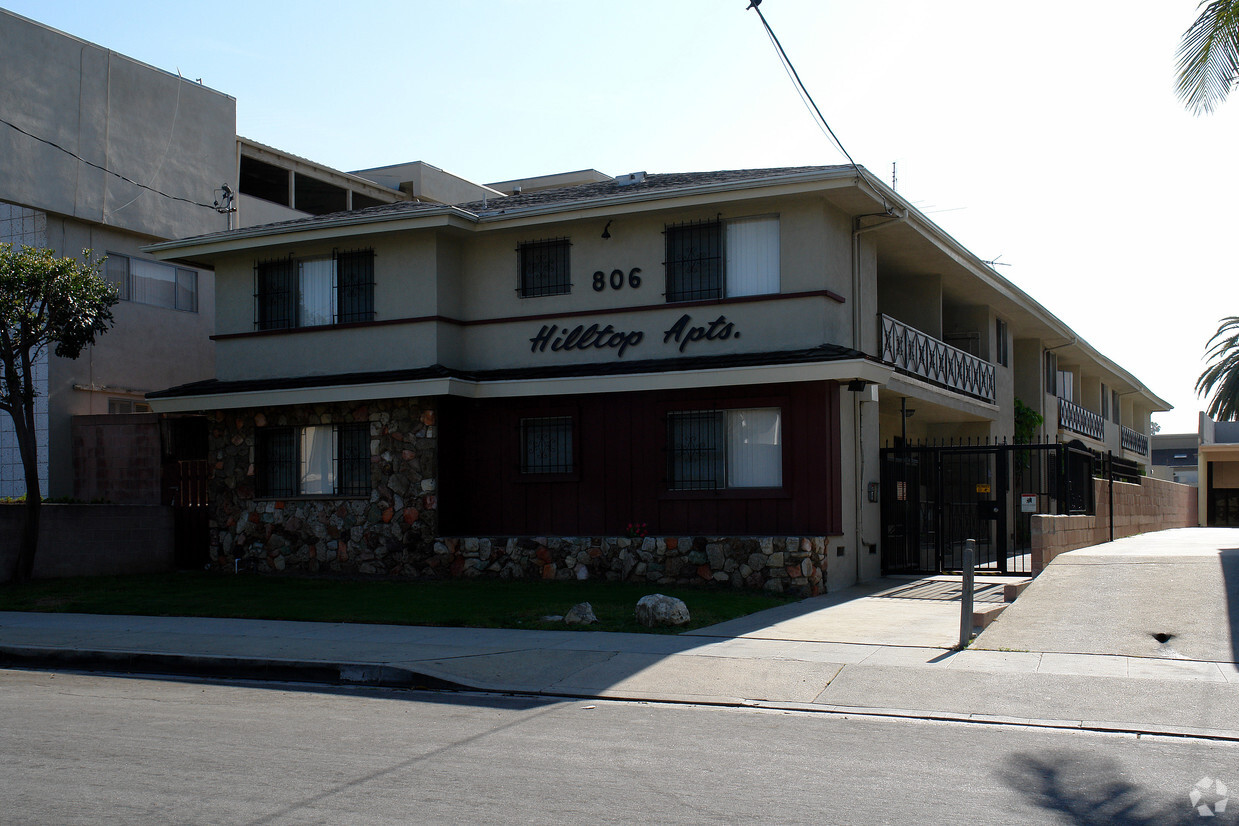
(662, 314, 738, 353)
(530, 323, 644, 358)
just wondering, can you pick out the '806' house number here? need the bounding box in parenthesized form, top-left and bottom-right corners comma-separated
(593, 268, 641, 291)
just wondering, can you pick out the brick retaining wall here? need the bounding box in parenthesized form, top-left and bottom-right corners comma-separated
(1030, 476, 1198, 573)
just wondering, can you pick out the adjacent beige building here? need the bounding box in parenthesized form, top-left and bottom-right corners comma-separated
(0, 10, 489, 500)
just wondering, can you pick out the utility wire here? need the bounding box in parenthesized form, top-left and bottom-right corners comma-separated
(746, 1, 888, 204)
(0, 115, 218, 211)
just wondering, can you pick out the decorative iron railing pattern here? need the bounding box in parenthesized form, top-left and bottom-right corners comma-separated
(1121, 425, 1149, 456)
(879, 315, 996, 402)
(1058, 397, 1104, 441)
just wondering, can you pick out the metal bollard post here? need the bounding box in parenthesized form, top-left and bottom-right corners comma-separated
(959, 539, 976, 649)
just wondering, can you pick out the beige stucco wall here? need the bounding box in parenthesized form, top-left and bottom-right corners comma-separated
(207, 194, 865, 381)
(45, 219, 215, 495)
(879, 273, 942, 340)
(0, 10, 236, 241)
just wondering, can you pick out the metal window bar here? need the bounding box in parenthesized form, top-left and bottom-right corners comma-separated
(664, 220, 722, 302)
(336, 248, 375, 323)
(667, 410, 725, 490)
(256, 427, 297, 497)
(518, 239, 571, 298)
(254, 257, 296, 330)
(337, 422, 371, 495)
(520, 417, 574, 474)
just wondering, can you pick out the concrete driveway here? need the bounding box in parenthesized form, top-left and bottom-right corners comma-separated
(974, 528, 1239, 663)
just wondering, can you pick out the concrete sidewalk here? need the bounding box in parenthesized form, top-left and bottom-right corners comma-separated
(2, 528, 1238, 740)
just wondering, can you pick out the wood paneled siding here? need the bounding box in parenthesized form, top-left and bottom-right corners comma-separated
(441, 381, 842, 537)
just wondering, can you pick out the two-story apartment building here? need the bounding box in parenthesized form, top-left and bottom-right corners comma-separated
(146, 165, 1169, 592)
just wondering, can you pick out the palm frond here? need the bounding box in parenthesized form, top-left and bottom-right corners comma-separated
(1196, 316, 1239, 420)
(1176, 0, 1239, 115)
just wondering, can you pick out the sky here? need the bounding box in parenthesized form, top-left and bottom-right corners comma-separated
(6, 0, 1236, 433)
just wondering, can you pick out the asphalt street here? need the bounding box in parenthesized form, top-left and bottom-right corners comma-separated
(1, 668, 1235, 825)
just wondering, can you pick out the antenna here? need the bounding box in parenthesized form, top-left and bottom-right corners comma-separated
(892, 162, 898, 191)
(982, 254, 1012, 268)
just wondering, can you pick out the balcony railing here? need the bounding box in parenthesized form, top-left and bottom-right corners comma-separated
(879, 314, 996, 402)
(1121, 425, 1149, 456)
(1058, 397, 1105, 442)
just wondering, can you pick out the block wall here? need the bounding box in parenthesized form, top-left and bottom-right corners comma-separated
(1030, 476, 1198, 572)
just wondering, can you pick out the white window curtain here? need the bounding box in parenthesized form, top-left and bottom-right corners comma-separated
(299, 258, 335, 327)
(726, 408, 782, 488)
(725, 216, 779, 297)
(300, 425, 336, 495)
(130, 258, 177, 309)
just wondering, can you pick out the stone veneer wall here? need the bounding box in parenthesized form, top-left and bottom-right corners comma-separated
(209, 398, 828, 593)
(1030, 476, 1198, 573)
(435, 536, 829, 596)
(209, 399, 438, 574)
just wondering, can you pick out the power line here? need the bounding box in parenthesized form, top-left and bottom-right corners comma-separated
(746, 1, 889, 205)
(0, 115, 218, 211)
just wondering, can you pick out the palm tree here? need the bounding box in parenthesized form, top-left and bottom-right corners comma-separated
(1176, 0, 1239, 115)
(1197, 317, 1239, 420)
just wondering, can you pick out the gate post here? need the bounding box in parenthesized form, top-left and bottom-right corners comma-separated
(959, 538, 976, 649)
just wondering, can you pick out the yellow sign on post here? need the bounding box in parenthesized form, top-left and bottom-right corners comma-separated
(975, 483, 991, 494)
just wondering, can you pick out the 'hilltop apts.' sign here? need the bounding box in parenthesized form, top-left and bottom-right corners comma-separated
(529, 314, 740, 359)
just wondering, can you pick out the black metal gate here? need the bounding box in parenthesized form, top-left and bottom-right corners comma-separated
(160, 417, 211, 569)
(881, 441, 1097, 576)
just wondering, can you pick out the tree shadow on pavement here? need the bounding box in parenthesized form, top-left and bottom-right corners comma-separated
(999, 752, 1199, 825)
(1222, 549, 1239, 665)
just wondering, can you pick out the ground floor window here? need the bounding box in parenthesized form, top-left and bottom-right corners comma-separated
(520, 416, 574, 474)
(256, 422, 369, 497)
(667, 407, 782, 490)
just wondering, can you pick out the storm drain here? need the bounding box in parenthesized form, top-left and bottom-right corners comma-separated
(874, 580, 1007, 604)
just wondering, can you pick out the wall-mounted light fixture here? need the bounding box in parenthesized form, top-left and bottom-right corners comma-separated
(601, 220, 613, 240)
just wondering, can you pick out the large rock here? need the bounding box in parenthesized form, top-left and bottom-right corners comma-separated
(635, 594, 690, 627)
(564, 602, 598, 625)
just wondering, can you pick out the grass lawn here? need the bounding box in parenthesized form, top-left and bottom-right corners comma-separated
(0, 572, 797, 634)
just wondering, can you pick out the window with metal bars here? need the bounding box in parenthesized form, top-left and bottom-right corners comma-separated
(254, 249, 374, 330)
(520, 417, 574, 474)
(255, 422, 370, 497)
(518, 238, 571, 298)
(664, 220, 722, 302)
(666, 410, 725, 489)
(667, 408, 783, 491)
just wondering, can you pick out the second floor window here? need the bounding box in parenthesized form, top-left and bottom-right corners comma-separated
(255, 249, 374, 330)
(105, 253, 198, 312)
(518, 238, 571, 297)
(664, 216, 779, 303)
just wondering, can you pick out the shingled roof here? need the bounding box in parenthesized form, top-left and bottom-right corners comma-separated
(148, 342, 869, 400)
(154, 166, 857, 247)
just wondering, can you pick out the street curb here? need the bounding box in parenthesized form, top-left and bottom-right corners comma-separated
(0, 646, 471, 691)
(6, 645, 1238, 743)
